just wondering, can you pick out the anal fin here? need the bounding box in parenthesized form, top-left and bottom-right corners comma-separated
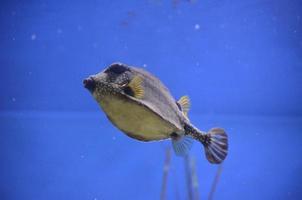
(171, 135, 194, 156)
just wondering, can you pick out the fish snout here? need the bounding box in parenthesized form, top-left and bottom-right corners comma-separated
(83, 77, 96, 91)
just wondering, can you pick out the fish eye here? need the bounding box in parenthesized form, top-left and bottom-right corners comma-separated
(105, 63, 129, 74)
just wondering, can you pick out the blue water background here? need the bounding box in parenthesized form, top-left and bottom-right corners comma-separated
(1, 0, 302, 199)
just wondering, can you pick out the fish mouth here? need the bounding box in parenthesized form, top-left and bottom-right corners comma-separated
(83, 76, 96, 92)
(83, 76, 121, 95)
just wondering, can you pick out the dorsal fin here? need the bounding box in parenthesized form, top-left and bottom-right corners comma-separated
(127, 76, 144, 99)
(177, 96, 190, 116)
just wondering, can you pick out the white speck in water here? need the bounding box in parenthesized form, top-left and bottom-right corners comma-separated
(219, 23, 226, 29)
(194, 24, 200, 30)
(57, 28, 62, 34)
(80, 155, 85, 159)
(93, 198, 98, 200)
(143, 64, 147, 68)
(155, 29, 162, 33)
(12, 37, 15, 41)
(196, 62, 200, 67)
(77, 25, 83, 31)
(92, 43, 98, 48)
(12, 97, 16, 102)
(225, 44, 234, 50)
(112, 136, 116, 140)
(31, 34, 36, 40)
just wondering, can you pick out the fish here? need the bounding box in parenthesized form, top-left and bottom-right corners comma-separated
(83, 62, 228, 164)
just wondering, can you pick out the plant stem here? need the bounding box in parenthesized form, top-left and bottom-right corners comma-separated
(160, 147, 172, 200)
(208, 164, 223, 200)
(184, 155, 193, 200)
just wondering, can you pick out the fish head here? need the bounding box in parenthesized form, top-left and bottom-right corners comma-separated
(83, 62, 132, 101)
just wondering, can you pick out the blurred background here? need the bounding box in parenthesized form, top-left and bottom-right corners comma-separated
(0, 0, 301, 199)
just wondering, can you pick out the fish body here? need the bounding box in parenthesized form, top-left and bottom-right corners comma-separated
(84, 63, 228, 164)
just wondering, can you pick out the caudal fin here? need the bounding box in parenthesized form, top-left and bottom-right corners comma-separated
(203, 128, 228, 164)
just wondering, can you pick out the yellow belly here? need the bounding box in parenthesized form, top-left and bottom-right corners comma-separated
(98, 95, 177, 141)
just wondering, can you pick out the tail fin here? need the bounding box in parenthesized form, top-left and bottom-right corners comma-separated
(203, 128, 228, 164)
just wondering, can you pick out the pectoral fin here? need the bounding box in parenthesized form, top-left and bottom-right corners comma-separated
(125, 76, 144, 99)
(177, 96, 190, 116)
